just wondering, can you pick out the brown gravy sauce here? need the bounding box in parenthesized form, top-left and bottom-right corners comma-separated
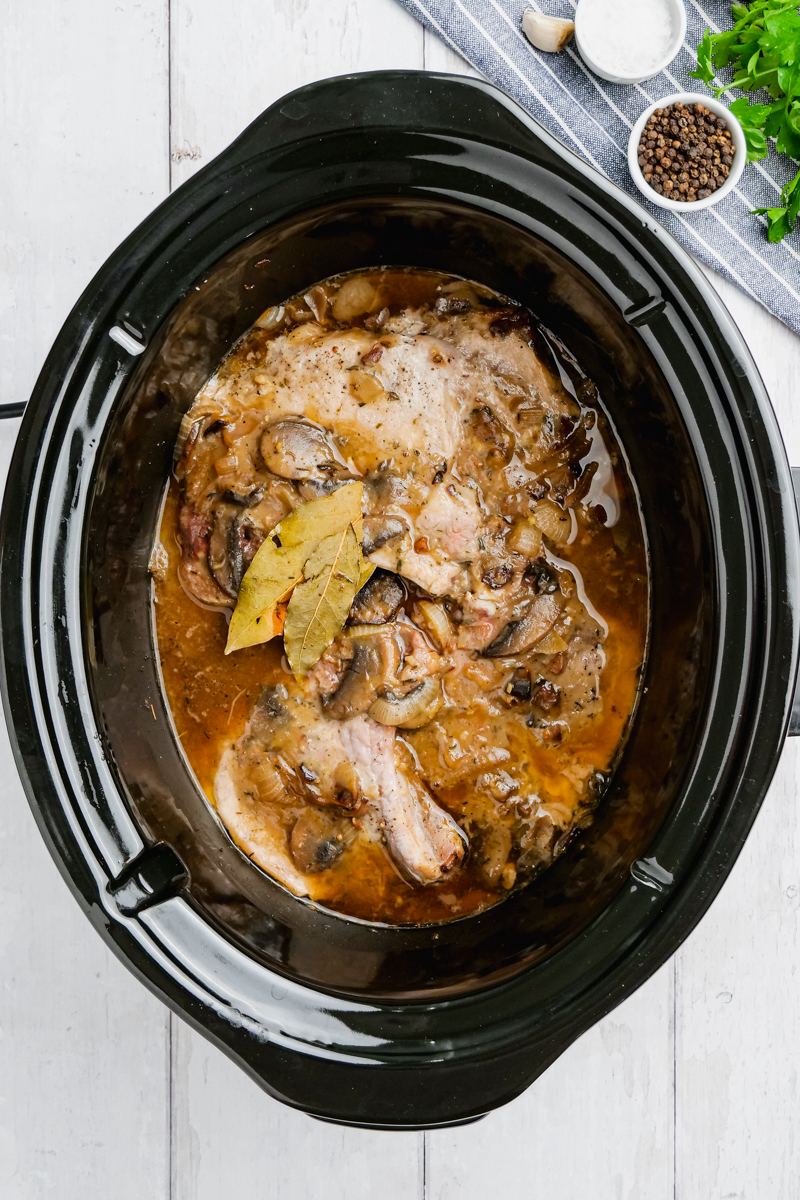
(153, 269, 648, 925)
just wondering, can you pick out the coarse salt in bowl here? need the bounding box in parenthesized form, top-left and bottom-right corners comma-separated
(575, 0, 687, 85)
(627, 92, 747, 212)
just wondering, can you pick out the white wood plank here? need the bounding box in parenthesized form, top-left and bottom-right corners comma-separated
(674, 744, 800, 1200)
(5, 0, 800, 1194)
(426, 964, 674, 1200)
(0, 0, 170, 413)
(171, 1027, 423, 1200)
(0, 788, 171, 1199)
(0, 1, 172, 1196)
(169, 0, 424, 189)
(0, 445, 171, 1200)
(673, 275, 800, 1200)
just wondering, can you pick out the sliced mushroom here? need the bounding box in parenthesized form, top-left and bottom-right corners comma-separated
(365, 473, 408, 507)
(483, 593, 561, 657)
(481, 561, 515, 589)
(349, 569, 406, 625)
(207, 505, 243, 598)
(466, 405, 515, 465)
(295, 758, 364, 811)
(214, 750, 309, 896)
(526, 559, 560, 594)
(223, 485, 266, 507)
(260, 419, 340, 481)
(178, 556, 233, 609)
(322, 627, 403, 720)
(174, 405, 225, 475)
(304, 286, 329, 323)
(517, 812, 558, 873)
(476, 819, 513, 887)
(489, 306, 535, 341)
(504, 669, 532, 702)
(207, 505, 264, 599)
(361, 515, 407, 555)
(289, 807, 356, 874)
(434, 294, 472, 317)
(297, 478, 344, 502)
(249, 685, 291, 739)
(177, 503, 232, 608)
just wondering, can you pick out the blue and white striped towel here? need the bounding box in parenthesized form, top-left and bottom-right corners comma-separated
(394, 0, 800, 336)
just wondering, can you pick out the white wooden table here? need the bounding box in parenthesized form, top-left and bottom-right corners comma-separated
(2, 2, 799, 1195)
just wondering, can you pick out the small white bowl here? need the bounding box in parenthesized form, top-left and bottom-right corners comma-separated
(575, 0, 686, 85)
(628, 92, 747, 212)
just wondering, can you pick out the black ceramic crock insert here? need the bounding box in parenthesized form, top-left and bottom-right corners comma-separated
(1, 72, 799, 1129)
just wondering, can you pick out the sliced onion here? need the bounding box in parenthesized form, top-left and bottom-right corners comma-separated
(173, 412, 200, 466)
(304, 287, 329, 322)
(369, 677, 442, 729)
(250, 759, 285, 804)
(332, 277, 377, 322)
(345, 623, 393, 639)
(416, 601, 452, 650)
(285, 299, 317, 324)
(535, 630, 568, 655)
(507, 519, 543, 558)
(532, 499, 571, 546)
(254, 304, 285, 331)
(333, 761, 362, 807)
(349, 370, 385, 404)
(173, 401, 224, 466)
(439, 281, 480, 305)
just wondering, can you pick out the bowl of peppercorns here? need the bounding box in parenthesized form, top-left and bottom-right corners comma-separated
(628, 92, 746, 211)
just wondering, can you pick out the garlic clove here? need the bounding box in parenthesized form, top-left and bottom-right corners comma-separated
(521, 10, 575, 53)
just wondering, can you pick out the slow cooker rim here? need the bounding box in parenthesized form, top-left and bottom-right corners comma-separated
(1, 71, 798, 1119)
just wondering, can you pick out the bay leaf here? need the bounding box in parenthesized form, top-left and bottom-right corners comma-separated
(356, 558, 376, 591)
(275, 481, 363, 547)
(225, 540, 306, 653)
(284, 523, 361, 677)
(225, 482, 364, 655)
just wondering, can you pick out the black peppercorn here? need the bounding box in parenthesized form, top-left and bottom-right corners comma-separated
(636, 102, 735, 204)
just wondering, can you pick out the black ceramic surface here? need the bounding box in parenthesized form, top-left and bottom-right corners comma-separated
(2, 72, 799, 1129)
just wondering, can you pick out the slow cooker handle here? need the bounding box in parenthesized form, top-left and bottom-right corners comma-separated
(790, 469, 800, 736)
(0, 401, 26, 419)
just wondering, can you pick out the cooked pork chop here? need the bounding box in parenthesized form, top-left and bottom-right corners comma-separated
(157, 268, 647, 924)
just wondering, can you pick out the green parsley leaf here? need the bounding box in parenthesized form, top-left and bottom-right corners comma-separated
(692, 1, 800, 243)
(690, 30, 718, 83)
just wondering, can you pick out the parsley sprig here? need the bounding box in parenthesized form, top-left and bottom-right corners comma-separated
(690, 1, 800, 242)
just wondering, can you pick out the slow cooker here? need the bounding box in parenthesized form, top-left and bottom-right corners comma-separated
(2, 71, 799, 1129)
